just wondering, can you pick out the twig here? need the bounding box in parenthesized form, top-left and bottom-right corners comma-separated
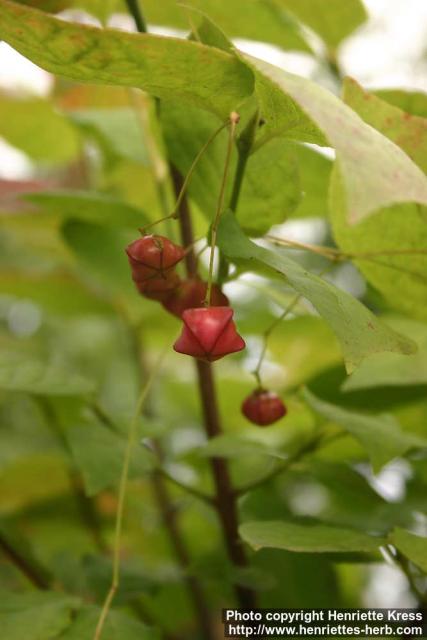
(252, 292, 302, 388)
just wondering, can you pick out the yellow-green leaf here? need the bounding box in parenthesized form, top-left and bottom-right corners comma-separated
(27, 190, 148, 227)
(161, 101, 301, 235)
(240, 520, 384, 553)
(217, 212, 416, 372)
(390, 528, 427, 573)
(304, 389, 427, 472)
(245, 57, 427, 223)
(330, 80, 427, 320)
(342, 317, 427, 391)
(0, 353, 96, 396)
(0, 0, 253, 120)
(374, 88, 427, 118)
(0, 93, 80, 163)
(104, 0, 310, 53)
(0, 591, 78, 640)
(60, 605, 160, 640)
(276, 0, 367, 48)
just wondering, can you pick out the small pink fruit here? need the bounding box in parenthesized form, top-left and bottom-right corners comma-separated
(134, 271, 181, 301)
(242, 389, 287, 426)
(126, 235, 185, 282)
(173, 307, 245, 362)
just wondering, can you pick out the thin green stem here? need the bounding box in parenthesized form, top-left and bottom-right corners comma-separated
(93, 350, 166, 640)
(137, 119, 229, 235)
(205, 112, 239, 306)
(252, 262, 335, 388)
(252, 293, 302, 388)
(172, 120, 229, 218)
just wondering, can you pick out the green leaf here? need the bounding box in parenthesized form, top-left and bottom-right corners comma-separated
(303, 389, 427, 472)
(242, 56, 327, 147)
(0, 453, 70, 511)
(0, 0, 254, 120)
(72, 0, 116, 23)
(0, 591, 78, 640)
(69, 108, 150, 165)
(161, 102, 300, 234)
(0, 272, 113, 316)
(0, 93, 80, 163)
(199, 434, 286, 460)
(330, 79, 427, 320)
(60, 605, 160, 639)
(276, 0, 367, 48)
(342, 318, 427, 391)
(237, 138, 301, 234)
(13, 0, 71, 12)
(390, 528, 427, 573)
(0, 520, 53, 585)
(343, 78, 427, 173)
(27, 191, 148, 227)
(187, 7, 235, 53)
(64, 420, 153, 496)
(217, 212, 416, 372)
(305, 462, 408, 533)
(0, 353, 95, 396)
(122, 0, 310, 53)
(291, 144, 332, 218)
(374, 88, 427, 118)
(244, 57, 427, 223)
(239, 520, 384, 553)
(61, 220, 135, 292)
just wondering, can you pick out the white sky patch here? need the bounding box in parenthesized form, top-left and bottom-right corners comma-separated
(0, 139, 33, 180)
(363, 564, 417, 607)
(0, 43, 52, 96)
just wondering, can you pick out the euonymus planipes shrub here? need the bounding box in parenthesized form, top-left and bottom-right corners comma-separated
(0, 0, 426, 638)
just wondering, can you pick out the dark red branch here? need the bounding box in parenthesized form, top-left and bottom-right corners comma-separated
(171, 167, 256, 609)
